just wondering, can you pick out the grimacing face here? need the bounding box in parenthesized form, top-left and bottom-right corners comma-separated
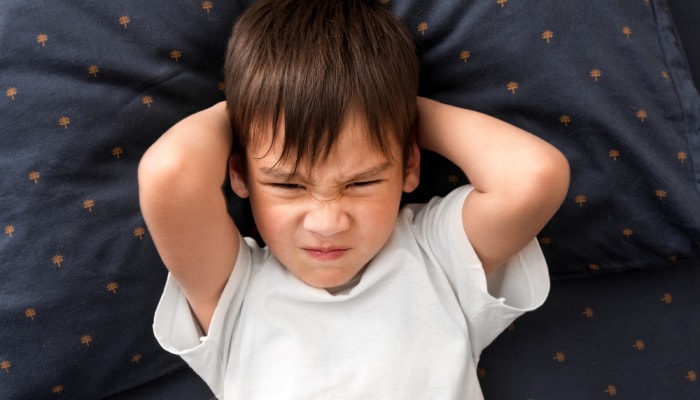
(229, 110, 420, 290)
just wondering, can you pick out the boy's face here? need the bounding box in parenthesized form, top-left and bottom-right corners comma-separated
(230, 110, 420, 291)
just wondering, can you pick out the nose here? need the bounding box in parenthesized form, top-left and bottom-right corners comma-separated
(303, 198, 350, 238)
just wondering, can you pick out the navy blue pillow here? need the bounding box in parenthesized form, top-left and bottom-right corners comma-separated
(0, 1, 245, 398)
(392, 0, 700, 277)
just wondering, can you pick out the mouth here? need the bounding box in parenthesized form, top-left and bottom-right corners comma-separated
(303, 247, 349, 261)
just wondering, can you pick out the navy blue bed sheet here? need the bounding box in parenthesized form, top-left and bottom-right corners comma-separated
(479, 261, 700, 399)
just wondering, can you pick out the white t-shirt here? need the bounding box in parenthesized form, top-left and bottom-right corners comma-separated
(154, 185, 550, 399)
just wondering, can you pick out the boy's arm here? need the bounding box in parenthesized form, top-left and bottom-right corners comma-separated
(417, 97, 570, 274)
(138, 101, 238, 333)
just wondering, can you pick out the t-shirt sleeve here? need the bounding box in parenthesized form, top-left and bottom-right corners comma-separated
(152, 235, 254, 398)
(408, 185, 550, 356)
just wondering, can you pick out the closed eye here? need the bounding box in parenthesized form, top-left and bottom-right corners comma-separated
(270, 183, 305, 190)
(347, 180, 381, 188)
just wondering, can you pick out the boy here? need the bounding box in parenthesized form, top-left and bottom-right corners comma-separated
(138, 0, 570, 398)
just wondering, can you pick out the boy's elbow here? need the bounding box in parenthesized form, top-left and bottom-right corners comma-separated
(138, 146, 175, 192)
(550, 149, 571, 203)
(531, 147, 570, 211)
(138, 145, 193, 202)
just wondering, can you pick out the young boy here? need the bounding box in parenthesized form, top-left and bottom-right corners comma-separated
(138, 0, 570, 398)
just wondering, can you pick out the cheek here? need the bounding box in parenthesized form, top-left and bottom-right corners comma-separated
(248, 197, 298, 242)
(356, 199, 400, 236)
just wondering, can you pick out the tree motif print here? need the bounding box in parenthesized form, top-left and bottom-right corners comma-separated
(83, 199, 95, 212)
(506, 81, 519, 94)
(541, 30, 554, 43)
(36, 33, 48, 46)
(553, 352, 566, 362)
(559, 115, 571, 126)
(686, 371, 697, 382)
(52, 254, 64, 267)
(661, 70, 670, 81)
(589, 68, 602, 82)
(588, 263, 600, 272)
(142, 96, 154, 108)
(678, 151, 687, 164)
(582, 307, 594, 318)
(28, 171, 40, 184)
(608, 149, 620, 160)
(88, 65, 100, 78)
(636, 109, 647, 122)
(58, 116, 71, 129)
(538, 237, 551, 246)
(0, 360, 10, 373)
(655, 189, 667, 200)
(417, 22, 428, 35)
(112, 147, 124, 159)
(52, 386, 64, 394)
(202, 1, 213, 13)
(119, 16, 131, 29)
(633, 339, 645, 350)
(459, 50, 471, 63)
(106, 281, 119, 294)
(496, 0, 507, 8)
(4, 225, 15, 237)
(132, 353, 143, 363)
(605, 385, 618, 396)
(447, 174, 460, 186)
(6, 87, 17, 100)
(134, 227, 146, 239)
(80, 334, 93, 347)
(622, 26, 632, 39)
(575, 194, 586, 207)
(170, 50, 182, 62)
(622, 228, 634, 238)
(25, 308, 37, 320)
(660, 292, 673, 304)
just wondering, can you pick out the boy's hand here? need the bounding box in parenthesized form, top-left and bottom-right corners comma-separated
(417, 97, 570, 273)
(138, 102, 239, 333)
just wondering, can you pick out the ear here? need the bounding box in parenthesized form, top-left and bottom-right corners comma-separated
(402, 142, 420, 193)
(229, 154, 249, 198)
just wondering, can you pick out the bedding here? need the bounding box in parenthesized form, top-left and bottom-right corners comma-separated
(1, 1, 698, 398)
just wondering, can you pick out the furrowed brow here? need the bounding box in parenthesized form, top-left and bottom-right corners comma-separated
(259, 166, 299, 181)
(344, 162, 392, 182)
(259, 161, 393, 184)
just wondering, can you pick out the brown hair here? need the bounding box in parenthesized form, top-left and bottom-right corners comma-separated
(224, 0, 419, 176)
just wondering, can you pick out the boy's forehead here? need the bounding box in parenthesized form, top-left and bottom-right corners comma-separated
(248, 139, 395, 175)
(246, 112, 401, 164)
